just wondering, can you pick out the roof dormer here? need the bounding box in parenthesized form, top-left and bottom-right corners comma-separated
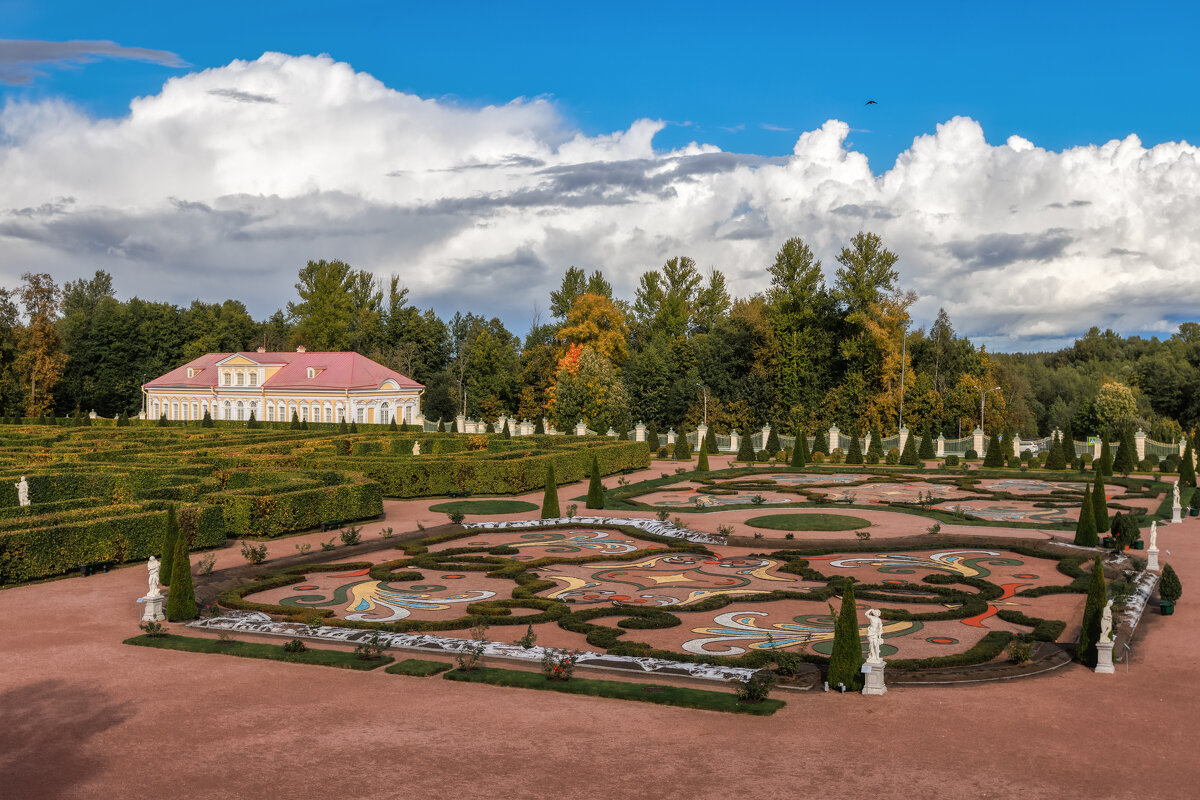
(187, 368, 200, 379)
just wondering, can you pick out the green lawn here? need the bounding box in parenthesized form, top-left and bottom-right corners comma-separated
(386, 658, 453, 677)
(428, 499, 539, 515)
(745, 512, 872, 531)
(124, 633, 392, 670)
(443, 666, 784, 715)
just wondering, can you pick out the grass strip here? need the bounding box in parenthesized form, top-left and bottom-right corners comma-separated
(746, 513, 871, 531)
(124, 633, 392, 670)
(443, 666, 784, 715)
(386, 658, 453, 677)
(428, 499, 539, 515)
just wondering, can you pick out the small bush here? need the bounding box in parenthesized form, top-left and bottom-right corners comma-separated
(717, 524, 735, 537)
(455, 619, 489, 671)
(380, 527, 394, 539)
(926, 522, 942, 535)
(656, 509, 671, 521)
(295, 542, 312, 556)
(354, 632, 386, 661)
(565, 503, 578, 517)
(283, 638, 308, 654)
(448, 510, 466, 525)
(736, 671, 776, 703)
(965, 449, 978, 460)
(319, 537, 337, 552)
(944, 454, 960, 466)
(197, 552, 216, 576)
(139, 620, 167, 637)
(885, 449, 899, 465)
(541, 648, 579, 681)
(1160, 564, 1182, 603)
(340, 525, 362, 546)
(516, 623, 537, 649)
(1007, 640, 1033, 664)
(240, 540, 268, 564)
(855, 530, 871, 540)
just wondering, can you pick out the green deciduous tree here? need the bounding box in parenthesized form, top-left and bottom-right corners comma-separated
(287, 259, 355, 351)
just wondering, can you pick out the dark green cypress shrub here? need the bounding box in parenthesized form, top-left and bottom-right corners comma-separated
(502, 420, 511, 439)
(705, 426, 718, 455)
(246, 410, 259, 429)
(868, 426, 884, 461)
(696, 439, 710, 472)
(1046, 434, 1065, 470)
(1113, 428, 1136, 474)
(765, 426, 781, 456)
(899, 431, 920, 466)
(918, 424, 936, 459)
(983, 433, 1004, 467)
(1076, 556, 1107, 668)
(737, 430, 756, 463)
(1181, 438, 1197, 488)
(448, 420, 457, 433)
(117, 412, 129, 427)
(389, 418, 398, 432)
(349, 421, 358, 433)
(534, 417, 545, 435)
(1109, 513, 1140, 553)
(159, 505, 180, 588)
(1099, 437, 1113, 477)
(437, 419, 445, 432)
(201, 410, 213, 428)
(291, 411, 301, 430)
(1074, 485, 1097, 546)
(541, 463, 560, 519)
(812, 430, 828, 456)
(165, 527, 197, 622)
(157, 414, 169, 427)
(338, 418, 349, 433)
(827, 582, 864, 691)
(1092, 471, 1109, 534)
(673, 435, 691, 461)
(586, 456, 605, 509)
(300, 418, 308, 430)
(790, 431, 808, 467)
(646, 423, 659, 451)
(846, 431, 864, 464)
(1160, 563, 1182, 603)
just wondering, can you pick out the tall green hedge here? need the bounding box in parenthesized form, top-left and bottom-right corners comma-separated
(213, 477, 382, 538)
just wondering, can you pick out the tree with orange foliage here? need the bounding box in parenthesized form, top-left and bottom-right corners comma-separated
(16, 273, 68, 418)
(557, 293, 628, 366)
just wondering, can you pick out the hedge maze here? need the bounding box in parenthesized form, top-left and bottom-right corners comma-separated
(0, 426, 648, 585)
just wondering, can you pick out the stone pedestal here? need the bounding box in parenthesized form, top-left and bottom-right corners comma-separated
(141, 593, 165, 622)
(1172, 502, 1183, 524)
(1147, 547, 1160, 572)
(861, 658, 887, 695)
(1095, 640, 1115, 674)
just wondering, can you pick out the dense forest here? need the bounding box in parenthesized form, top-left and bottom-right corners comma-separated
(2, 231, 1197, 442)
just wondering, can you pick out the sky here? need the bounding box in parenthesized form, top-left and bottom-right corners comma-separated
(1, 0, 1198, 351)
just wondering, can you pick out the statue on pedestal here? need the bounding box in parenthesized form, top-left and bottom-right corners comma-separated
(412, 440, 421, 456)
(1100, 599, 1113, 643)
(15, 476, 29, 507)
(146, 556, 162, 598)
(865, 608, 883, 663)
(1149, 521, 1158, 552)
(1174, 481, 1181, 508)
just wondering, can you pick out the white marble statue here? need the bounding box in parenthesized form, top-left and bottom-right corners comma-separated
(865, 608, 884, 663)
(15, 476, 29, 507)
(412, 440, 421, 456)
(1100, 599, 1113, 643)
(1173, 481, 1180, 508)
(1149, 521, 1158, 551)
(146, 556, 162, 598)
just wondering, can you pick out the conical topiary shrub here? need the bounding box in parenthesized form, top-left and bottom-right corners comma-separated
(1113, 428, 1136, 474)
(899, 431, 920, 466)
(867, 426, 884, 462)
(918, 424, 936, 460)
(1099, 437, 1113, 476)
(541, 463, 560, 518)
(765, 425, 781, 456)
(646, 422, 659, 451)
(812, 430, 828, 456)
(290, 410, 301, 430)
(586, 456, 605, 509)
(827, 581, 864, 692)
(165, 523, 198, 622)
(673, 435, 691, 461)
(737, 431, 756, 463)
(697, 439, 710, 472)
(502, 420, 511, 439)
(534, 417, 545, 435)
(1181, 438, 1197, 488)
(705, 426, 718, 456)
(1092, 471, 1109, 534)
(200, 410, 212, 428)
(1061, 423, 1076, 465)
(1074, 485, 1097, 546)
(983, 433, 1004, 467)
(791, 430, 808, 468)
(1076, 556, 1107, 667)
(1046, 433, 1065, 470)
(846, 431, 864, 464)
(389, 417, 398, 432)
(1159, 563, 1182, 603)
(437, 419, 445, 432)
(159, 504, 180, 587)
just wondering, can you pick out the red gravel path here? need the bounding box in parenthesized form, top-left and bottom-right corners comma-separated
(1, 463, 1195, 800)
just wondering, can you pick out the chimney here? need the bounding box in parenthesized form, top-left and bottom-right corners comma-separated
(256, 346, 266, 354)
(296, 345, 306, 353)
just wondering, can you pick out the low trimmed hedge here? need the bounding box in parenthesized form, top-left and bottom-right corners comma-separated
(386, 658, 453, 677)
(124, 633, 393, 669)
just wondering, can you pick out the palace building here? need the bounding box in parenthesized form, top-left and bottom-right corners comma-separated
(142, 348, 424, 425)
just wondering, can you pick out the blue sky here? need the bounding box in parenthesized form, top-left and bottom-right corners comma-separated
(4, 0, 1196, 173)
(1, 1, 1198, 350)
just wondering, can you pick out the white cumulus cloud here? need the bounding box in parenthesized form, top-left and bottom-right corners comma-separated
(1, 51, 1197, 350)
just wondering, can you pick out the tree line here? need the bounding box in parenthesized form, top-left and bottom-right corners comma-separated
(3, 231, 1198, 441)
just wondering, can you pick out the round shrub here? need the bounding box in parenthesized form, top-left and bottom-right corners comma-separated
(756, 449, 771, 462)
(657, 446, 669, 458)
(885, 449, 899, 465)
(964, 449, 978, 460)
(944, 454, 960, 467)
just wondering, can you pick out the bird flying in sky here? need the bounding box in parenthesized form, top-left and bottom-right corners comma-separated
(865, 100, 878, 105)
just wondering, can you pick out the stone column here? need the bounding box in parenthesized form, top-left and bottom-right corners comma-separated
(635, 422, 646, 442)
(863, 432, 872, 454)
(972, 427, 985, 457)
(575, 420, 587, 437)
(606, 427, 617, 438)
(1012, 434, 1021, 457)
(456, 414, 466, 433)
(730, 429, 740, 453)
(1181, 437, 1188, 458)
(695, 424, 707, 449)
(1135, 429, 1146, 462)
(521, 420, 533, 436)
(666, 428, 676, 446)
(936, 433, 945, 458)
(898, 426, 909, 455)
(829, 425, 840, 453)
(761, 424, 771, 450)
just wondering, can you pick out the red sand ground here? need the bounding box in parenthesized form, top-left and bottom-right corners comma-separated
(1, 458, 1195, 800)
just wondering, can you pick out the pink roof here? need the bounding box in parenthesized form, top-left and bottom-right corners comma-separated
(144, 351, 423, 391)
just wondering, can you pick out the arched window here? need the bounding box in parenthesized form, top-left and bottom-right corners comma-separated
(249, 372, 257, 386)
(356, 405, 365, 424)
(249, 401, 257, 420)
(336, 404, 345, 423)
(267, 404, 275, 422)
(192, 402, 198, 420)
(380, 403, 391, 425)
(222, 400, 231, 420)
(235, 400, 244, 421)
(323, 404, 332, 423)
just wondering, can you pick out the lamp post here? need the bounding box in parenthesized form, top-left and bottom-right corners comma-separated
(696, 383, 708, 427)
(977, 385, 1001, 432)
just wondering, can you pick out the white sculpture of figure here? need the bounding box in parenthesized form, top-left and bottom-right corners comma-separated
(146, 556, 162, 598)
(865, 608, 884, 663)
(1100, 599, 1113, 642)
(412, 440, 421, 456)
(1174, 481, 1181, 507)
(1172, 481, 1183, 523)
(15, 476, 29, 507)
(1094, 598, 1116, 674)
(1149, 521, 1158, 551)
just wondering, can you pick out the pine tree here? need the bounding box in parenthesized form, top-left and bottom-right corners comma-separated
(586, 456, 605, 509)
(791, 430, 808, 468)
(737, 431, 756, 463)
(1113, 427, 1136, 474)
(697, 438, 710, 472)
(812, 430, 828, 456)
(1099, 436, 1113, 476)
(159, 505, 180, 588)
(983, 433, 1004, 467)
(705, 426, 718, 455)
(541, 463, 560, 518)
(1181, 437, 1197, 488)
(1092, 470, 1109, 534)
(918, 424, 936, 460)
(827, 582, 865, 692)
(899, 431, 920, 466)
(165, 527, 198, 622)
(1074, 485, 1097, 546)
(765, 426, 781, 456)
(290, 410, 301, 430)
(1076, 556, 1108, 668)
(846, 431, 864, 464)
(867, 426, 884, 461)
